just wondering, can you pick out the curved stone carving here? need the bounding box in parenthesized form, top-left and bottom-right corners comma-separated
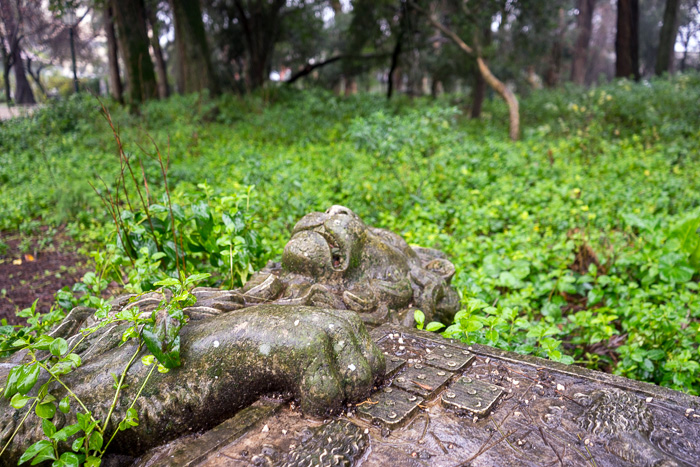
(0, 206, 461, 463)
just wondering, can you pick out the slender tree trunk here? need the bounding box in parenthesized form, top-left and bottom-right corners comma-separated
(104, 5, 123, 103)
(419, 7, 519, 139)
(111, 0, 158, 104)
(615, 0, 640, 80)
(471, 66, 486, 118)
(0, 0, 34, 104)
(146, 6, 170, 98)
(25, 59, 46, 98)
(655, 0, 681, 75)
(169, 0, 217, 95)
(0, 35, 10, 102)
(571, 0, 596, 85)
(387, 30, 403, 99)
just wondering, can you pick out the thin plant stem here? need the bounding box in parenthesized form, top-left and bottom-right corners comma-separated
(0, 399, 38, 458)
(37, 362, 104, 434)
(102, 362, 156, 454)
(101, 343, 142, 437)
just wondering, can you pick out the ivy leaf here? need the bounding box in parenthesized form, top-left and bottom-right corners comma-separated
(17, 440, 52, 465)
(59, 396, 71, 413)
(425, 322, 445, 332)
(49, 338, 68, 357)
(10, 392, 31, 409)
(85, 456, 102, 467)
(3, 365, 23, 399)
(52, 423, 81, 442)
(35, 401, 56, 419)
(142, 309, 182, 369)
(17, 363, 40, 395)
(88, 431, 104, 452)
(54, 451, 81, 467)
(41, 419, 56, 438)
(71, 437, 84, 452)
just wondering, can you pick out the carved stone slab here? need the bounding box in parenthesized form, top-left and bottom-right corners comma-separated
(442, 376, 504, 417)
(356, 386, 424, 429)
(135, 324, 700, 467)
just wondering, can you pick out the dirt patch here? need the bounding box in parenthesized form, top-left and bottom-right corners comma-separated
(0, 229, 87, 325)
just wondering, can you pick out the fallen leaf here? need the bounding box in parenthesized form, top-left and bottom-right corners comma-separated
(24, 254, 35, 262)
(12, 259, 22, 265)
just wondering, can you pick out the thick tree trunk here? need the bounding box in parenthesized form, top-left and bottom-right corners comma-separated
(571, 0, 596, 85)
(111, 0, 158, 104)
(170, 0, 217, 95)
(655, 0, 681, 75)
(10, 48, 34, 104)
(104, 5, 123, 103)
(146, 6, 170, 98)
(615, 0, 640, 80)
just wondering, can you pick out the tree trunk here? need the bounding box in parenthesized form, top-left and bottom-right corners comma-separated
(655, 0, 681, 75)
(0, 0, 34, 104)
(471, 66, 486, 118)
(104, 5, 123, 103)
(615, 0, 640, 80)
(545, 8, 566, 87)
(146, 6, 170, 98)
(234, 0, 284, 89)
(26, 59, 46, 98)
(0, 33, 10, 102)
(387, 30, 403, 99)
(111, 0, 158, 104)
(571, 0, 596, 85)
(416, 5, 519, 140)
(169, 0, 217, 95)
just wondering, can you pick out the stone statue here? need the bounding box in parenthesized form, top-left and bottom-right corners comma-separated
(0, 206, 460, 463)
(187, 205, 460, 327)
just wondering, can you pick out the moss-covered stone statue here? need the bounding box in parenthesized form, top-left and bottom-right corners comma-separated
(0, 206, 459, 462)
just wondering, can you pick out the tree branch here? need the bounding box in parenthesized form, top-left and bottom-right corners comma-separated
(286, 53, 388, 84)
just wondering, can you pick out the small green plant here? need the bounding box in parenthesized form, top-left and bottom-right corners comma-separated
(414, 309, 445, 332)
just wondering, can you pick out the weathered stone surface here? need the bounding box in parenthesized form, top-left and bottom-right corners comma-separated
(0, 306, 385, 464)
(151, 324, 700, 467)
(184, 205, 460, 327)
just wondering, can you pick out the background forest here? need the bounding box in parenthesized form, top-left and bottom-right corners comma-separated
(1, 0, 700, 400)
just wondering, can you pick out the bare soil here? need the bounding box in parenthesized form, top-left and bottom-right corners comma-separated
(0, 228, 87, 325)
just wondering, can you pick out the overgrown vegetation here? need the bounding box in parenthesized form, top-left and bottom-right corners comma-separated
(1, 75, 699, 402)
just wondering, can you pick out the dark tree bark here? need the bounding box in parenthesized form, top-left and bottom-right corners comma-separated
(387, 30, 403, 99)
(234, 0, 285, 89)
(571, 0, 596, 85)
(0, 31, 10, 102)
(25, 58, 46, 98)
(104, 5, 123, 103)
(544, 8, 566, 87)
(146, 5, 170, 98)
(0, 0, 35, 104)
(615, 0, 640, 80)
(471, 67, 486, 118)
(655, 0, 681, 75)
(170, 0, 217, 95)
(111, 0, 158, 104)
